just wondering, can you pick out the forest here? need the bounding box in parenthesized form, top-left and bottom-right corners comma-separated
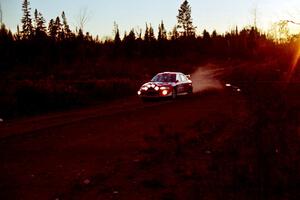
(0, 0, 300, 118)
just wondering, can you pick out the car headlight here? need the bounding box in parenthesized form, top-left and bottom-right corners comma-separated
(155, 86, 159, 91)
(162, 90, 168, 95)
(141, 87, 148, 91)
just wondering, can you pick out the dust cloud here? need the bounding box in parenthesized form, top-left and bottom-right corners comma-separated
(191, 64, 224, 93)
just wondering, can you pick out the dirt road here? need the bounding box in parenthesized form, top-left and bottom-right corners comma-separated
(0, 64, 299, 199)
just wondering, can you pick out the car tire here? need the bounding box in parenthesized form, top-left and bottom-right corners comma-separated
(172, 88, 177, 99)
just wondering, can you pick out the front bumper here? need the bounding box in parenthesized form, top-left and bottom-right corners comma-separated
(137, 88, 172, 98)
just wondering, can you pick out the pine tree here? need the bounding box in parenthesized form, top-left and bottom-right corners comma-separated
(113, 22, 121, 44)
(77, 28, 84, 40)
(144, 23, 155, 42)
(212, 30, 217, 38)
(34, 9, 46, 39)
(21, 0, 33, 39)
(171, 26, 179, 40)
(126, 29, 136, 41)
(61, 11, 72, 39)
(55, 16, 62, 40)
(158, 20, 167, 41)
(148, 24, 155, 41)
(0, 24, 13, 43)
(48, 19, 57, 40)
(203, 29, 210, 40)
(34, 9, 38, 30)
(177, 0, 196, 37)
(37, 12, 46, 33)
(123, 29, 136, 56)
(202, 29, 211, 48)
(144, 23, 149, 42)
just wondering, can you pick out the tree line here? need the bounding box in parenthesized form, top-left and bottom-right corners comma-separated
(0, 0, 292, 74)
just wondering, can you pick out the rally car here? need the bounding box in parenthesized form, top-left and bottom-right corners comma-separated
(137, 72, 193, 99)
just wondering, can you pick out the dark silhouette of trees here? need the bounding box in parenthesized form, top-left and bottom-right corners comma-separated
(21, 0, 33, 39)
(177, 0, 196, 37)
(47, 16, 65, 41)
(212, 30, 217, 38)
(77, 28, 84, 40)
(123, 29, 136, 56)
(202, 29, 210, 41)
(144, 24, 149, 41)
(33, 9, 47, 39)
(55, 17, 63, 40)
(158, 21, 167, 41)
(144, 23, 155, 42)
(110, 22, 121, 57)
(0, 0, 287, 78)
(61, 11, 72, 39)
(125, 29, 135, 42)
(113, 22, 121, 44)
(171, 26, 179, 40)
(0, 24, 13, 70)
(46, 13, 74, 41)
(48, 19, 56, 40)
(201, 29, 212, 52)
(0, 24, 13, 42)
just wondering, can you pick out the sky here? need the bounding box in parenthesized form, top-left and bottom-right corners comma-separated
(1, 0, 300, 39)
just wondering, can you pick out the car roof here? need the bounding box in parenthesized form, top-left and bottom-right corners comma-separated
(157, 72, 184, 75)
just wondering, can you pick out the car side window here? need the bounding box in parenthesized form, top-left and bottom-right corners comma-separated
(180, 74, 187, 82)
(176, 74, 181, 82)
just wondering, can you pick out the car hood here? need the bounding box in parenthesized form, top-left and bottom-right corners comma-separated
(142, 82, 175, 87)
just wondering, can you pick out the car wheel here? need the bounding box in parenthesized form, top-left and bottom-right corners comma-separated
(172, 88, 177, 99)
(188, 87, 193, 94)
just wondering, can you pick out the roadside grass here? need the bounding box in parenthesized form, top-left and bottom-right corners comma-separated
(0, 78, 139, 119)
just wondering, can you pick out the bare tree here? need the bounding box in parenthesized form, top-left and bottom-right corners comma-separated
(251, 6, 258, 29)
(77, 7, 89, 32)
(269, 20, 290, 43)
(286, 20, 300, 25)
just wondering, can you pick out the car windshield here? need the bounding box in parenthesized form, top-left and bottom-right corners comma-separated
(151, 74, 176, 82)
